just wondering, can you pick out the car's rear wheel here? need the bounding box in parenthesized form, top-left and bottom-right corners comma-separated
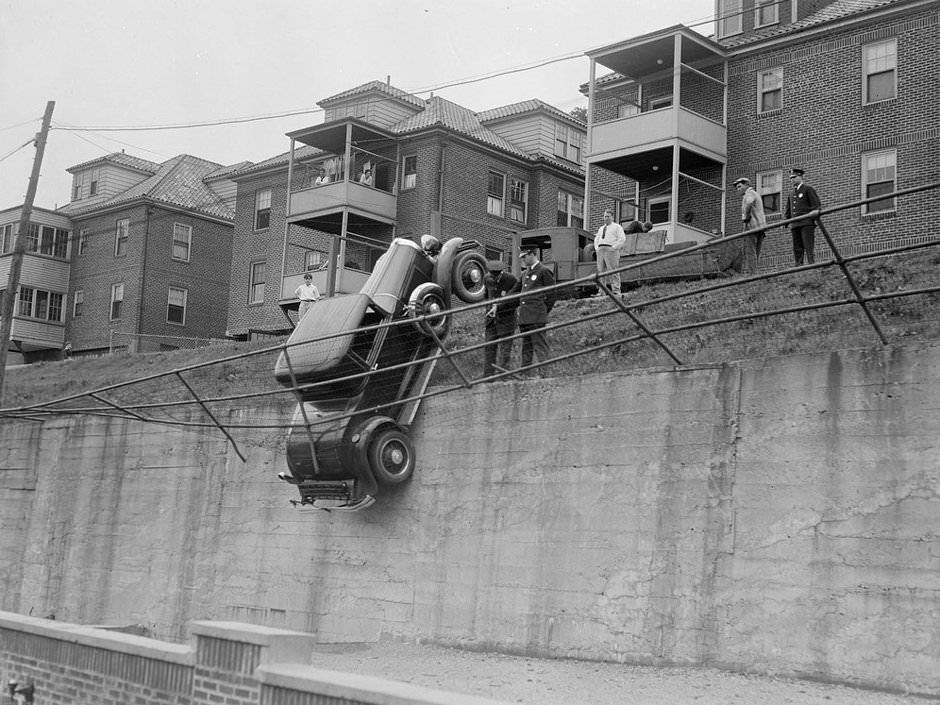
(368, 427, 415, 486)
(408, 282, 450, 338)
(452, 250, 487, 303)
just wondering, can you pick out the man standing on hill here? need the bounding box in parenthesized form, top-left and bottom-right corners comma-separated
(482, 259, 518, 376)
(734, 177, 767, 274)
(512, 246, 556, 374)
(593, 209, 626, 296)
(784, 167, 821, 266)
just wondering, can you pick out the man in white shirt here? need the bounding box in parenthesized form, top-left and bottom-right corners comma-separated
(593, 209, 627, 296)
(294, 273, 320, 319)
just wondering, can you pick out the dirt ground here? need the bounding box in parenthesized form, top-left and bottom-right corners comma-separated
(307, 641, 929, 705)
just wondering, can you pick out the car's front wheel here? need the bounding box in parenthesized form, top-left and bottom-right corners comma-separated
(452, 250, 487, 303)
(368, 427, 416, 486)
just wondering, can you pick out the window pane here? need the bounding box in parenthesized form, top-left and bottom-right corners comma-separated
(173, 224, 191, 260)
(167, 288, 187, 324)
(866, 182, 895, 213)
(48, 293, 63, 322)
(867, 72, 895, 102)
(18, 287, 33, 316)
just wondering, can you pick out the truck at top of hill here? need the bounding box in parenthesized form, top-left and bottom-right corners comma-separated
(512, 226, 742, 297)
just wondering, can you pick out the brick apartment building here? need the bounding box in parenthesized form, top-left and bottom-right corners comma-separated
(225, 81, 586, 337)
(582, 0, 939, 270)
(58, 152, 239, 355)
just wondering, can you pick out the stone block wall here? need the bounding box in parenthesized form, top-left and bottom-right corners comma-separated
(0, 344, 938, 695)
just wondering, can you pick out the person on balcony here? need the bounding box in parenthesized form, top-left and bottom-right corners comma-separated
(294, 272, 321, 319)
(734, 176, 767, 274)
(593, 209, 626, 297)
(784, 167, 821, 266)
(313, 167, 329, 186)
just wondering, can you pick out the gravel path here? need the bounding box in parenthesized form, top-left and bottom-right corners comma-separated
(308, 642, 925, 705)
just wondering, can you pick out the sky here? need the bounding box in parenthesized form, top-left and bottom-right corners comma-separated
(0, 0, 714, 211)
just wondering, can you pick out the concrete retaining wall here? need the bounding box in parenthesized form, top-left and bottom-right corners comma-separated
(0, 343, 937, 695)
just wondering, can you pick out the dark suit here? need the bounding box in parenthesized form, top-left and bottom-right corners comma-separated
(483, 271, 518, 375)
(784, 183, 821, 265)
(512, 261, 556, 368)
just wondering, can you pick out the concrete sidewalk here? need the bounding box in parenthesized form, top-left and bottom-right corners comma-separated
(307, 641, 927, 705)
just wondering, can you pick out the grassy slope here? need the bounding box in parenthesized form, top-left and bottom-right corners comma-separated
(2, 248, 938, 410)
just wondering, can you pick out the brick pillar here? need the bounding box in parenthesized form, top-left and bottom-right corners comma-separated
(190, 622, 316, 705)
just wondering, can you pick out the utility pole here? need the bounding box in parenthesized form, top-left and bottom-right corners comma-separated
(0, 100, 55, 399)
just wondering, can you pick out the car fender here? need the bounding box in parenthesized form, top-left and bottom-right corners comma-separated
(433, 237, 465, 307)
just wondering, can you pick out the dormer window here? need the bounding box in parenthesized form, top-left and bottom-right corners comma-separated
(89, 168, 100, 196)
(73, 171, 86, 201)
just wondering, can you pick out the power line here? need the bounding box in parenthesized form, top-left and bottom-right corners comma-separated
(0, 139, 33, 165)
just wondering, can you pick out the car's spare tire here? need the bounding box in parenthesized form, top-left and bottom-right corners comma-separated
(367, 426, 416, 486)
(407, 282, 450, 338)
(452, 250, 487, 303)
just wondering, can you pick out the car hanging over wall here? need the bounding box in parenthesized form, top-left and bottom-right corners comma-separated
(273, 236, 486, 510)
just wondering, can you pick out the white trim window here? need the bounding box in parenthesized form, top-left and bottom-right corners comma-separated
(89, 168, 100, 196)
(648, 196, 671, 225)
(73, 290, 84, 318)
(718, 0, 743, 38)
(15, 287, 63, 322)
(167, 287, 188, 325)
(758, 68, 783, 113)
(554, 124, 582, 163)
(172, 223, 192, 262)
(114, 217, 129, 257)
(648, 95, 673, 110)
(78, 228, 89, 256)
(72, 171, 86, 201)
(402, 155, 417, 190)
(305, 250, 327, 270)
(1, 223, 15, 254)
(863, 38, 897, 104)
(487, 171, 505, 217)
(110, 282, 124, 320)
(248, 261, 265, 304)
(556, 190, 584, 229)
(254, 188, 272, 230)
(862, 149, 897, 215)
(509, 178, 528, 224)
(755, 0, 778, 27)
(757, 170, 783, 214)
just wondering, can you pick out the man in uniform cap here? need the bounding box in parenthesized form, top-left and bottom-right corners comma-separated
(733, 176, 767, 274)
(510, 246, 556, 374)
(482, 259, 518, 377)
(783, 168, 822, 266)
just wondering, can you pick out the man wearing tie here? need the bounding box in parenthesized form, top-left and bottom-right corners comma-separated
(593, 209, 627, 296)
(783, 167, 822, 266)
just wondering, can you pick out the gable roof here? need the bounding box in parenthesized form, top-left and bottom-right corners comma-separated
(477, 98, 585, 128)
(66, 151, 161, 176)
(318, 80, 427, 110)
(60, 154, 236, 221)
(721, 0, 912, 48)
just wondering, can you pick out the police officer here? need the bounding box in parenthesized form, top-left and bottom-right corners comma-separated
(783, 167, 822, 266)
(482, 259, 518, 376)
(511, 246, 556, 373)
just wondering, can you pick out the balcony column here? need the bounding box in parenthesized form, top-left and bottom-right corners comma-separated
(585, 57, 597, 222)
(670, 34, 683, 243)
(280, 139, 296, 291)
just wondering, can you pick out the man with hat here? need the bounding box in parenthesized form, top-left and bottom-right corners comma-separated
(511, 245, 556, 374)
(783, 168, 822, 265)
(733, 176, 767, 274)
(482, 258, 519, 376)
(294, 272, 321, 319)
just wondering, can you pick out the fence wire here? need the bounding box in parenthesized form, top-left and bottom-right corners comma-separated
(1, 182, 938, 461)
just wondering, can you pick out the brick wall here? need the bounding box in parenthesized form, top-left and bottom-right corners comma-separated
(0, 615, 505, 705)
(67, 204, 233, 352)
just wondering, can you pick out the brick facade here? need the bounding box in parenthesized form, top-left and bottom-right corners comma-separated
(67, 205, 233, 353)
(725, 4, 940, 269)
(225, 111, 585, 336)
